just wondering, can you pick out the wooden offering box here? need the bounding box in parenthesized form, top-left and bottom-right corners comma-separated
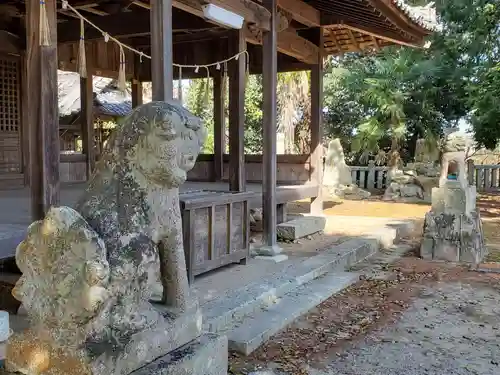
(179, 190, 253, 283)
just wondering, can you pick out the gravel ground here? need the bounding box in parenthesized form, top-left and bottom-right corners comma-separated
(317, 282, 500, 375)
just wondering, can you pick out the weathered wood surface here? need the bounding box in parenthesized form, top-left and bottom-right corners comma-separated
(309, 27, 324, 215)
(80, 75, 95, 178)
(180, 191, 251, 283)
(228, 30, 246, 192)
(187, 154, 311, 184)
(132, 54, 144, 108)
(213, 69, 225, 182)
(262, 0, 278, 246)
(150, 0, 174, 101)
(26, 0, 60, 220)
(277, 0, 320, 26)
(245, 26, 319, 65)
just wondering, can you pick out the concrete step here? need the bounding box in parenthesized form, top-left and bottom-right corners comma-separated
(202, 238, 377, 333)
(226, 271, 360, 355)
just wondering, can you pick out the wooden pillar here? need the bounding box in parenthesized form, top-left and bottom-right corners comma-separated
(213, 69, 225, 181)
(228, 30, 246, 191)
(132, 79, 143, 108)
(262, 0, 279, 248)
(81, 75, 95, 179)
(26, 0, 59, 221)
(310, 27, 324, 215)
(150, 0, 173, 101)
(132, 54, 143, 108)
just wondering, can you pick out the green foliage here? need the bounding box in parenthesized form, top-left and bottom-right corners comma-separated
(244, 75, 264, 154)
(471, 63, 500, 149)
(323, 0, 500, 161)
(185, 78, 214, 153)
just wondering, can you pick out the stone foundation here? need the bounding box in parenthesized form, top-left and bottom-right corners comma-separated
(130, 334, 228, 375)
(421, 209, 485, 263)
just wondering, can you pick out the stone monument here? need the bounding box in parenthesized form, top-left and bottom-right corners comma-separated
(5, 102, 228, 375)
(383, 138, 440, 203)
(420, 128, 486, 264)
(323, 138, 370, 200)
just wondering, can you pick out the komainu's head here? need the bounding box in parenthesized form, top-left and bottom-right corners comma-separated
(104, 101, 207, 187)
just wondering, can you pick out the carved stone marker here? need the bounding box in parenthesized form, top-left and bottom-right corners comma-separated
(420, 129, 486, 264)
(6, 102, 228, 375)
(323, 139, 370, 199)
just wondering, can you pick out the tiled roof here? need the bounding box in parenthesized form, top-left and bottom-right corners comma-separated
(393, 1, 438, 31)
(58, 71, 132, 118)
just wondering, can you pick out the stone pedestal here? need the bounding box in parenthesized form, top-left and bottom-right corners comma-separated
(1, 334, 228, 375)
(421, 183, 485, 264)
(130, 334, 228, 375)
(3, 102, 229, 375)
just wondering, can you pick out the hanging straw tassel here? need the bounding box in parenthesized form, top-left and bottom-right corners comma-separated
(222, 62, 228, 98)
(78, 19, 87, 78)
(244, 51, 250, 86)
(39, 0, 51, 46)
(118, 45, 127, 92)
(177, 66, 183, 105)
(203, 67, 210, 108)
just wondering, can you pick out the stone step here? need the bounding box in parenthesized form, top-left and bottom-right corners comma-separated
(226, 271, 360, 355)
(276, 215, 326, 241)
(202, 238, 377, 333)
(324, 216, 417, 249)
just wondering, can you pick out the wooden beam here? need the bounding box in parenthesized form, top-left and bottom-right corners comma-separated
(277, 0, 319, 27)
(213, 68, 225, 182)
(262, 0, 279, 248)
(81, 75, 95, 178)
(245, 26, 318, 64)
(325, 29, 343, 56)
(57, 10, 210, 43)
(132, 0, 271, 31)
(75, 4, 109, 16)
(151, 0, 173, 101)
(310, 27, 324, 215)
(65, 0, 271, 31)
(372, 35, 381, 51)
(133, 1, 151, 9)
(26, 0, 60, 220)
(228, 29, 246, 192)
(338, 23, 421, 49)
(347, 29, 361, 52)
(0, 30, 24, 53)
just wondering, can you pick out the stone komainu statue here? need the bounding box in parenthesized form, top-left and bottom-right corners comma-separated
(441, 129, 468, 153)
(6, 102, 206, 375)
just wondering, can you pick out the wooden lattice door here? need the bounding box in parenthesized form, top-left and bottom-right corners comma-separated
(0, 55, 22, 178)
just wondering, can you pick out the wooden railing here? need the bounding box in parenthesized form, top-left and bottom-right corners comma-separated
(468, 161, 500, 191)
(350, 165, 388, 190)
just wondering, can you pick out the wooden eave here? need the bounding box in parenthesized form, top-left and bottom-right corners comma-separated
(0, 0, 434, 69)
(311, 0, 434, 54)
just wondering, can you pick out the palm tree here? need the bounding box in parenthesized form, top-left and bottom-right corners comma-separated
(277, 71, 310, 154)
(347, 48, 438, 170)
